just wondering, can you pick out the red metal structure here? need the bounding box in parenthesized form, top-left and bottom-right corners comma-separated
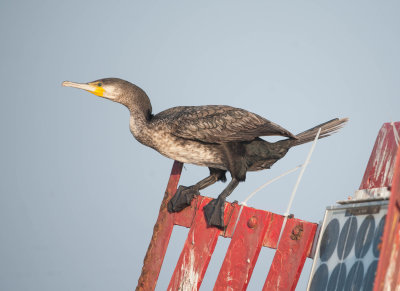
(360, 123, 400, 190)
(136, 161, 317, 291)
(136, 122, 400, 291)
(374, 145, 400, 290)
(373, 123, 400, 290)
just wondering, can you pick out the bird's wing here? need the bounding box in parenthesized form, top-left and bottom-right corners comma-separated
(152, 105, 297, 143)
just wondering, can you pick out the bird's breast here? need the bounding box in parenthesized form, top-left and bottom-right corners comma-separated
(130, 118, 225, 169)
(154, 132, 225, 169)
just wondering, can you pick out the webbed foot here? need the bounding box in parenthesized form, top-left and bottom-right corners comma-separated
(167, 185, 200, 213)
(203, 197, 226, 229)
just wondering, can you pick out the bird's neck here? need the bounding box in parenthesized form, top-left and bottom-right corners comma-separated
(121, 88, 154, 146)
(128, 107, 154, 147)
(123, 91, 152, 119)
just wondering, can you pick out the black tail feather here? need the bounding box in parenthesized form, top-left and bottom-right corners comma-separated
(291, 118, 348, 146)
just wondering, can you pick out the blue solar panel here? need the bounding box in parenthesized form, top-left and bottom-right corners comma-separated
(308, 201, 387, 291)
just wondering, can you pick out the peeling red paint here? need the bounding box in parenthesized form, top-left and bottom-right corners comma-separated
(374, 144, 400, 290)
(263, 218, 317, 291)
(167, 197, 220, 291)
(214, 209, 270, 290)
(360, 122, 400, 190)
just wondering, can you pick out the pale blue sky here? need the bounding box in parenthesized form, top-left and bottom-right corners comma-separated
(1, 1, 399, 290)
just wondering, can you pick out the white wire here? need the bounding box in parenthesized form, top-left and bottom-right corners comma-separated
(242, 164, 303, 206)
(231, 165, 303, 235)
(276, 128, 322, 247)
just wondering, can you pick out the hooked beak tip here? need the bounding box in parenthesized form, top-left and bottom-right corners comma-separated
(62, 81, 92, 91)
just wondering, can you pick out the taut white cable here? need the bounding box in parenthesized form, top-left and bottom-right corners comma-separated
(276, 127, 322, 247)
(231, 165, 303, 235)
(242, 164, 303, 206)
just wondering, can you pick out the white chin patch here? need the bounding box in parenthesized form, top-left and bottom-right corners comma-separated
(104, 86, 118, 100)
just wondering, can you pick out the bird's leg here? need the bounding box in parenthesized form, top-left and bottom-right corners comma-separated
(167, 177, 217, 213)
(167, 168, 226, 213)
(203, 178, 239, 229)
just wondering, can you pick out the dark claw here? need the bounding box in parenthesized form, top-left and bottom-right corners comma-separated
(203, 198, 226, 229)
(167, 185, 199, 213)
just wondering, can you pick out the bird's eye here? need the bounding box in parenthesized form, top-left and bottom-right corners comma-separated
(97, 83, 102, 87)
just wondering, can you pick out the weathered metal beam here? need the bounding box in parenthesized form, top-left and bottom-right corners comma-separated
(168, 197, 221, 291)
(374, 144, 400, 290)
(263, 217, 317, 291)
(136, 161, 183, 291)
(214, 207, 271, 290)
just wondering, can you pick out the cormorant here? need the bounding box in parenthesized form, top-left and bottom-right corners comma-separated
(63, 78, 347, 229)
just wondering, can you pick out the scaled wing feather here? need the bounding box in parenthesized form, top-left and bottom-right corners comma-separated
(153, 105, 296, 143)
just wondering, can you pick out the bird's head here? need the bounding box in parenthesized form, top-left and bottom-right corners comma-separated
(62, 78, 152, 116)
(62, 78, 134, 102)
